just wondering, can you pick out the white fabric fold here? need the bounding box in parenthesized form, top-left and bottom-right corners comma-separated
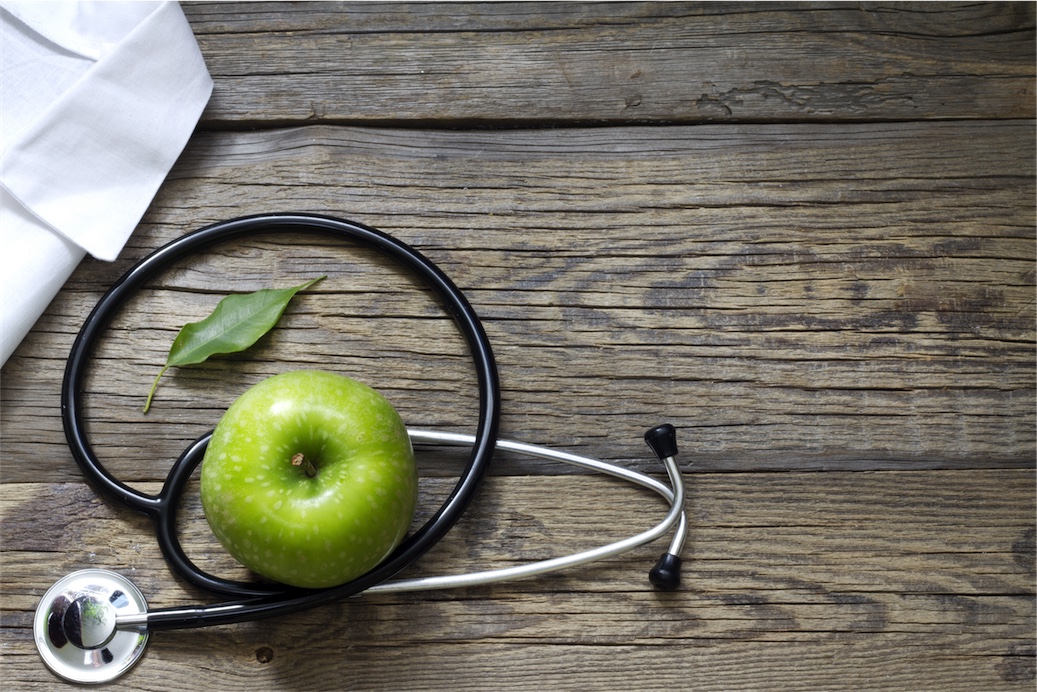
(0, 0, 213, 366)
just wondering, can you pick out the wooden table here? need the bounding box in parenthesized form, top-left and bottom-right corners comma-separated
(3, 2, 1034, 689)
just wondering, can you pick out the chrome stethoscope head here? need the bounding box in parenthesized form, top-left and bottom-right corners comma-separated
(34, 569, 149, 684)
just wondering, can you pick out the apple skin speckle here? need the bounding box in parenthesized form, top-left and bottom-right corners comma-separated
(200, 370, 417, 589)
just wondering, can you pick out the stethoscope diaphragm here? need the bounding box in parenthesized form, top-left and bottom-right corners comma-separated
(34, 569, 149, 684)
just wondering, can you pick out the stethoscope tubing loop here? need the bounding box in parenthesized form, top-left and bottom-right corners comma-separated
(61, 213, 502, 612)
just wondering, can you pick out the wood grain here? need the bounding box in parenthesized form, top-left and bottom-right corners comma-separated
(2, 121, 1032, 484)
(0, 3, 1033, 690)
(183, 1, 1036, 125)
(2, 471, 1034, 690)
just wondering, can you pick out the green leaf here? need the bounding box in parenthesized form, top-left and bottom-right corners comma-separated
(143, 276, 326, 413)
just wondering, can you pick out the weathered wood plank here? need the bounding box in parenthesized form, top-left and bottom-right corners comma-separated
(1, 121, 1032, 483)
(183, 1, 1036, 126)
(2, 471, 1033, 689)
(3, 640, 1033, 692)
(3, 4, 1033, 691)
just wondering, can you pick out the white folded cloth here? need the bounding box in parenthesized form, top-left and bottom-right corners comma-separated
(0, 0, 212, 366)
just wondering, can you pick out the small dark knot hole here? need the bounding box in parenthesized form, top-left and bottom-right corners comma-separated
(256, 646, 274, 664)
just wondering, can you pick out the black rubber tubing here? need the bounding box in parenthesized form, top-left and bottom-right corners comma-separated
(61, 213, 501, 629)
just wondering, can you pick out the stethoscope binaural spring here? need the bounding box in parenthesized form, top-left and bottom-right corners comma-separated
(35, 213, 687, 684)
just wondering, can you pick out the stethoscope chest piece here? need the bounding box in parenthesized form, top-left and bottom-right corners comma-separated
(34, 569, 149, 684)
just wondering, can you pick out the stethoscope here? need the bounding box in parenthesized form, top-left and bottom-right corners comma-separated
(34, 213, 687, 684)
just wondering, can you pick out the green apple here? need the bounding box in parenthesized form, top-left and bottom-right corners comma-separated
(200, 370, 417, 589)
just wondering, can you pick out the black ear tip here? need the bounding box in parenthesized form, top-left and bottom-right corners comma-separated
(649, 552, 682, 591)
(644, 424, 678, 460)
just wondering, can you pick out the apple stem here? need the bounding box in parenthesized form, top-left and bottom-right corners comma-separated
(291, 452, 318, 478)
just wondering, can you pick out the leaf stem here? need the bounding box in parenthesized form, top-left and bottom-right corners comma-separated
(142, 366, 169, 414)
